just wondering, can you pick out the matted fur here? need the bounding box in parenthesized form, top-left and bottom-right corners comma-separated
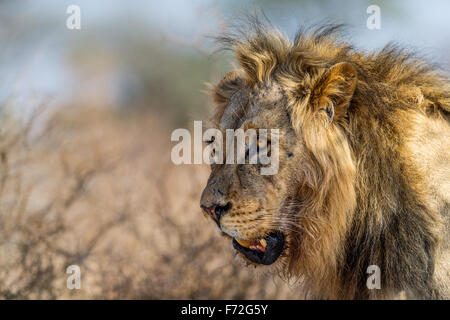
(201, 19, 449, 299)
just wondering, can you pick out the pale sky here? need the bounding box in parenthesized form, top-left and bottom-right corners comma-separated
(1, 0, 449, 105)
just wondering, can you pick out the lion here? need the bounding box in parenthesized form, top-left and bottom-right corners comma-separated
(199, 21, 450, 299)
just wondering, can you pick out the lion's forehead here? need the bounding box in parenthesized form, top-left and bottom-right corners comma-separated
(250, 81, 286, 106)
(219, 81, 288, 130)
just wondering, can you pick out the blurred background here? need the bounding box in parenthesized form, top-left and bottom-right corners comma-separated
(0, 0, 449, 299)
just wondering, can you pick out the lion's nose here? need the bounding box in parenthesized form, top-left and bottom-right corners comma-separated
(201, 202, 232, 226)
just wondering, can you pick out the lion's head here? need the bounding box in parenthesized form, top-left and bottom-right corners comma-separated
(198, 17, 450, 299)
(200, 23, 358, 287)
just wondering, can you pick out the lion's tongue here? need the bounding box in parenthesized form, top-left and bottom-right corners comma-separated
(235, 238, 266, 252)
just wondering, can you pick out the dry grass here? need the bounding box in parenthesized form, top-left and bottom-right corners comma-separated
(0, 105, 297, 299)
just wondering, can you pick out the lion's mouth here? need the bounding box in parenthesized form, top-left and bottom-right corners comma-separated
(232, 231, 285, 265)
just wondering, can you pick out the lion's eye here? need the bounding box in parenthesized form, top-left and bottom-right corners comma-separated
(244, 134, 258, 162)
(243, 134, 272, 165)
(258, 136, 271, 157)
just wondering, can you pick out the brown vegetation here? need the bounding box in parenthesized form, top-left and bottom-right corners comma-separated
(0, 104, 296, 299)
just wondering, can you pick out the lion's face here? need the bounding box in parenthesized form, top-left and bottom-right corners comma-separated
(200, 29, 358, 276)
(200, 80, 306, 267)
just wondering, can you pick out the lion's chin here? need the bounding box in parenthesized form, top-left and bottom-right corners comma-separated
(232, 231, 285, 265)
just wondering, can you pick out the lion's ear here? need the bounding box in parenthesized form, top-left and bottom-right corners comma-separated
(311, 62, 357, 122)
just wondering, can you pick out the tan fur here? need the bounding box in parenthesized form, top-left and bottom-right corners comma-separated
(201, 21, 450, 299)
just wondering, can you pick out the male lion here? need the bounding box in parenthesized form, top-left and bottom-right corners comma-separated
(200, 22, 449, 299)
